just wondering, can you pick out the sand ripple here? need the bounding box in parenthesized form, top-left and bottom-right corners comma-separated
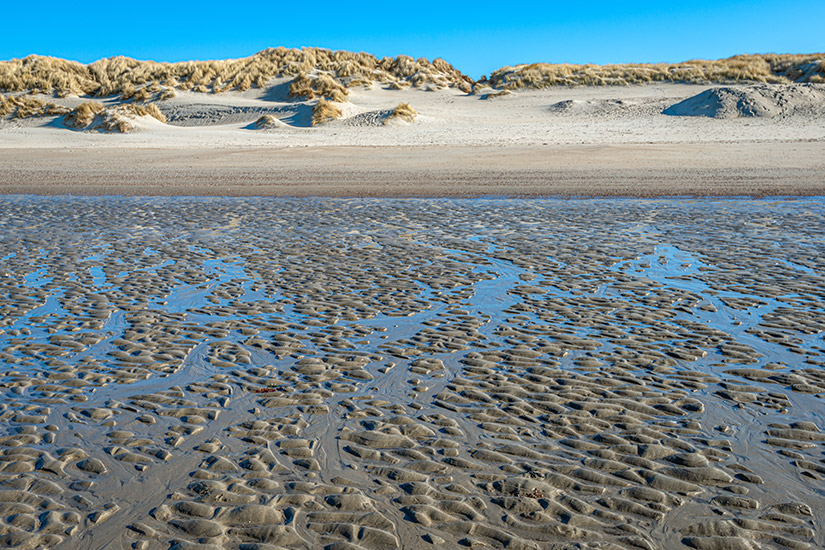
(0, 197, 822, 549)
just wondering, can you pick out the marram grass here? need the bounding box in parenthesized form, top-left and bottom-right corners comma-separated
(311, 99, 342, 126)
(64, 101, 105, 128)
(3, 51, 822, 100)
(63, 102, 166, 132)
(0, 48, 473, 98)
(388, 102, 417, 122)
(485, 54, 825, 89)
(289, 73, 348, 102)
(0, 94, 69, 118)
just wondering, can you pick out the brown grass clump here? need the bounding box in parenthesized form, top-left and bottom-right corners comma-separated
(0, 48, 474, 98)
(289, 73, 348, 101)
(0, 94, 69, 118)
(126, 103, 166, 123)
(63, 102, 165, 132)
(485, 53, 825, 89)
(311, 99, 342, 126)
(388, 102, 417, 122)
(64, 101, 105, 128)
(159, 88, 177, 100)
(4, 49, 821, 99)
(102, 104, 166, 132)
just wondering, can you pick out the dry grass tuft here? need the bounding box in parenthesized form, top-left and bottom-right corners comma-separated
(125, 103, 166, 123)
(289, 73, 348, 101)
(3, 50, 822, 102)
(479, 90, 512, 100)
(98, 104, 166, 133)
(64, 101, 105, 128)
(486, 53, 825, 89)
(159, 88, 177, 100)
(0, 94, 69, 118)
(311, 99, 342, 126)
(0, 48, 474, 98)
(63, 102, 165, 132)
(388, 102, 417, 122)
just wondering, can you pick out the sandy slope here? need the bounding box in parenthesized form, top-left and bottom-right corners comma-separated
(1, 82, 824, 196)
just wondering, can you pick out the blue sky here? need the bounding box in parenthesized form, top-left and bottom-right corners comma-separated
(2, 1, 823, 78)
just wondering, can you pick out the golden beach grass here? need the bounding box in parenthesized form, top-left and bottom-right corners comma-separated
(63, 101, 105, 128)
(388, 102, 417, 122)
(311, 99, 342, 126)
(0, 48, 474, 98)
(62, 101, 166, 132)
(0, 94, 69, 118)
(288, 73, 348, 102)
(485, 53, 825, 88)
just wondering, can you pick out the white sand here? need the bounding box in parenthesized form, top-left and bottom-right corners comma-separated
(0, 81, 824, 195)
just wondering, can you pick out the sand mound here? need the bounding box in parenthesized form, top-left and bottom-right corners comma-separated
(342, 103, 417, 128)
(64, 102, 167, 133)
(664, 84, 825, 118)
(341, 110, 395, 127)
(253, 114, 287, 129)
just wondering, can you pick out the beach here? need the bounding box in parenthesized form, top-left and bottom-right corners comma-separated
(0, 197, 823, 550)
(1, 82, 824, 197)
(1, 55, 825, 550)
(0, 142, 823, 197)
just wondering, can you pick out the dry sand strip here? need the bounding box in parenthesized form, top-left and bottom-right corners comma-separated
(1, 142, 823, 197)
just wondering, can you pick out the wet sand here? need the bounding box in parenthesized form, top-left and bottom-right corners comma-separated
(0, 197, 823, 550)
(1, 142, 824, 197)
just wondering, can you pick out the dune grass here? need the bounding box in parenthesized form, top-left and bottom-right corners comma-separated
(0, 94, 69, 118)
(485, 54, 825, 89)
(63, 102, 166, 132)
(388, 102, 417, 122)
(311, 99, 342, 126)
(289, 73, 348, 102)
(3, 50, 821, 99)
(0, 48, 473, 98)
(64, 101, 105, 128)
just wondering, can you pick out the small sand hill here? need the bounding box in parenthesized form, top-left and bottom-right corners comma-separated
(342, 103, 418, 127)
(63, 102, 167, 133)
(664, 84, 825, 118)
(253, 114, 287, 129)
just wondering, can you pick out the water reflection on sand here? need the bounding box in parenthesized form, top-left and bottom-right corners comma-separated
(0, 197, 822, 550)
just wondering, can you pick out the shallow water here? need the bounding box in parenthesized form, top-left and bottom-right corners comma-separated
(0, 197, 823, 550)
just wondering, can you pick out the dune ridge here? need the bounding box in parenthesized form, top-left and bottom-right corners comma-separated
(0, 47, 474, 98)
(2, 50, 824, 102)
(485, 53, 825, 88)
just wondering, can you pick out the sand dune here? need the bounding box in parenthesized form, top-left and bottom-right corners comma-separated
(486, 53, 825, 88)
(664, 84, 825, 118)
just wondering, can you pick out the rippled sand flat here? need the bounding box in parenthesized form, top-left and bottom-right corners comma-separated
(0, 197, 823, 550)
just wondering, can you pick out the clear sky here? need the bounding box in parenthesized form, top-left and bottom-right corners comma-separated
(2, 0, 823, 78)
